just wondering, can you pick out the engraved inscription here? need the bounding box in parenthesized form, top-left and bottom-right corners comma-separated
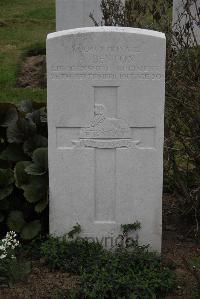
(50, 62, 164, 81)
(51, 39, 164, 81)
(80, 104, 131, 139)
(51, 64, 161, 72)
(73, 139, 139, 149)
(50, 41, 164, 81)
(61, 38, 144, 55)
(70, 45, 142, 54)
(50, 72, 164, 81)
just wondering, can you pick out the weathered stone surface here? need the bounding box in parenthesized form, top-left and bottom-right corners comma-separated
(47, 27, 166, 251)
(172, 0, 200, 46)
(56, 0, 102, 31)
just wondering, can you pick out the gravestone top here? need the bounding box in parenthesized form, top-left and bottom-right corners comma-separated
(47, 26, 166, 252)
(49, 26, 165, 39)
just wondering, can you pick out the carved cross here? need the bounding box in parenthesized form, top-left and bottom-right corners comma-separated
(56, 86, 156, 222)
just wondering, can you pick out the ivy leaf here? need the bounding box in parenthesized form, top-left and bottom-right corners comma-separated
(25, 148, 48, 175)
(7, 118, 36, 144)
(0, 168, 14, 187)
(0, 144, 29, 162)
(23, 135, 48, 156)
(0, 185, 13, 201)
(21, 220, 41, 240)
(14, 161, 31, 188)
(0, 103, 18, 127)
(7, 210, 26, 233)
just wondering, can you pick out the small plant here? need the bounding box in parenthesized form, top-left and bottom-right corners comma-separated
(67, 223, 81, 239)
(41, 224, 175, 298)
(0, 231, 31, 287)
(41, 235, 104, 274)
(119, 221, 141, 248)
(121, 221, 141, 234)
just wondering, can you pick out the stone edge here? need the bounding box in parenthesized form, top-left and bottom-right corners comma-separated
(47, 26, 166, 41)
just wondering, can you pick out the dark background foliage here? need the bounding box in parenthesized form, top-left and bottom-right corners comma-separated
(0, 100, 48, 240)
(94, 0, 200, 238)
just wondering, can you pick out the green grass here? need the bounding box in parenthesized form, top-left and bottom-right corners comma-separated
(0, 0, 172, 105)
(0, 0, 55, 104)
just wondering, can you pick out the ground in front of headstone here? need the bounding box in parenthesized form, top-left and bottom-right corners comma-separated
(0, 195, 199, 299)
(17, 55, 46, 89)
(162, 196, 200, 298)
(0, 264, 79, 299)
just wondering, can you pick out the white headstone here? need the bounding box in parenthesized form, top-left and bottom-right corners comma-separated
(47, 27, 166, 252)
(172, 0, 200, 46)
(56, 0, 102, 31)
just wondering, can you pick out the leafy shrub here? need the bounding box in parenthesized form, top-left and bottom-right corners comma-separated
(41, 225, 175, 298)
(165, 46, 200, 229)
(41, 236, 104, 274)
(0, 100, 48, 240)
(41, 223, 104, 274)
(80, 247, 174, 299)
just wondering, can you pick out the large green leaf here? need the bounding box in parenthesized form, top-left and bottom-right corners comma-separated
(21, 220, 41, 240)
(23, 184, 42, 203)
(14, 161, 31, 188)
(0, 168, 14, 187)
(20, 100, 45, 114)
(0, 185, 13, 201)
(7, 118, 36, 144)
(0, 212, 5, 223)
(0, 197, 10, 210)
(22, 176, 47, 203)
(7, 210, 26, 233)
(25, 148, 48, 175)
(26, 110, 41, 126)
(35, 198, 48, 213)
(23, 135, 47, 156)
(0, 103, 18, 127)
(20, 101, 47, 129)
(0, 144, 29, 162)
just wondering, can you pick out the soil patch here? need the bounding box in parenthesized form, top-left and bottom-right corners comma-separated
(0, 263, 79, 299)
(17, 55, 46, 89)
(163, 194, 200, 298)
